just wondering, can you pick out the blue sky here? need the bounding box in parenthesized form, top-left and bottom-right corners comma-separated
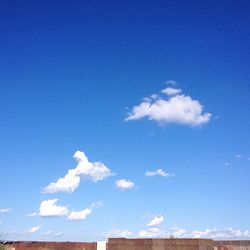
(0, 0, 250, 242)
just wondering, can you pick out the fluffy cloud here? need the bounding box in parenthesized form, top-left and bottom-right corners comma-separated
(106, 229, 132, 238)
(145, 169, 175, 177)
(68, 208, 92, 221)
(43, 151, 114, 193)
(126, 87, 211, 127)
(39, 199, 69, 217)
(138, 227, 161, 237)
(147, 215, 164, 227)
(28, 226, 41, 234)
(162, 87, 182, 96)
(67, 201, 102, 221)
(116, 179, 135, 190)
(192, 227, 250, 239)
(0, 208, 11, 213)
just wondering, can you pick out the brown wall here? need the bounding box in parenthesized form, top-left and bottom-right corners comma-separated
(107, 238, 214, 250)
(4, 239, 250, 250)
(5, 241, 97, 250)
(214, 241, 250, 250)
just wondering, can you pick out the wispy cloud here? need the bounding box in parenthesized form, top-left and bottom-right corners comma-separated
(138, 227, 161, 237)
(192, 227, 250, 239)
(43, 151, 114, 193)
(0, 208, 11, 213)
(106, 229, 132, 238)
(161, 87, 182, 96)
(126, 86, 211, 127)
(27, 226, 41, 234)
(145, 169, 175, 177)
(165, 80, 176, 85)
(27, 212, 38, 217)
(168, 227, 187, 237)
(115, 179, 135, 190)
(55, 232, 64, 237)
(42, 230, 53, 236)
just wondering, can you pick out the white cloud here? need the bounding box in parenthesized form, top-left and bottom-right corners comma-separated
(0, 221, 4, 225)
(169, 227, 187, 237)
(68, 208, 92, 221)
(43, 171, 81, 194)
(192, 227, 250, 239)
(145, 169, 175, 177)
(67, 201, 102, 221)
(165, 80, 176, 85)
(39, 199, 69, 217)
(43, 151, 114, 193)
(162, 87, 182, 96)
(147, 215, 164, 227)
(0, 208, 11, 213)
(115, 179, 135, 190)
(138, 227, 160, 237)
(236, 154, 242, 158)
(28, 226, 41, 234)
(27, 212, 38, 217)
(90, 200, 103, 209)
(106, 229, 132, 238)
(55, 232, 64, 237)
(126, 87, 211, 127)
(42, 230, 53, 236)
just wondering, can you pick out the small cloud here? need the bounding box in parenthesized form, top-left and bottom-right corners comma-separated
(0, 208, 11, 213)
(68, 208, 92, 221)
(236, 154, 242, 158)
(126, 86, 211, 127)
(55, 232, 64, 237)
(147, 215, 164, 227)
(161, 87, 182, 96)
(192, 227, 250, 239)
(169, 227, 187, 237)
(145, 169, 175, 177)
(115, 179, 135, 190)
(91, 200, 103, 209)
(42, 230, 53, 236)
(27, 226, 41, 234)
(39, 199, 69, 217)
(165, 80, 176, 85)
(138, 227, 160, 237)
(43, 151, 114, 193)
(68, 200, 102, 221)
(27, 212, 38, 217)
(106, 229, 132, 238)
(224, 162, 229, 166)
(0, 221, 4, 225)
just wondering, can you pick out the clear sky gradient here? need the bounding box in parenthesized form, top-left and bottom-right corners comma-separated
(0, 0, 250, 242)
